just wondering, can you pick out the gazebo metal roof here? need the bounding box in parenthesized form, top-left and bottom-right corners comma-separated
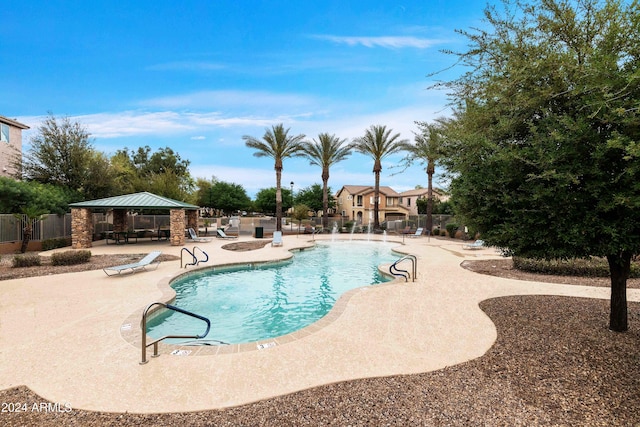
(69, 192, 199, 210)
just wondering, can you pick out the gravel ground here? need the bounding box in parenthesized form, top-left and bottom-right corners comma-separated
(1, 256, 639, 425)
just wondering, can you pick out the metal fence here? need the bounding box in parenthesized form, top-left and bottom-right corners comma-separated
(0, 214, 72, 243)
(0, 213, 173, 243)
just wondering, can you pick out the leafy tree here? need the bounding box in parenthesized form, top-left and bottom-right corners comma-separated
(441, 0, 640, 331)
(353, 125, 408, 230)
(399, 121, 446, 233)
(0, 177, 69, 215)
(112, 146, 194, 200)
(301, 133, 352, 228)
(292, 204, 312, 231)
(212, 181, 251, 215)
(243, 124, 306, 231)
(295, 184, 335, 213)
(254, 187, 294, 216)
(16, 114, 104, 199)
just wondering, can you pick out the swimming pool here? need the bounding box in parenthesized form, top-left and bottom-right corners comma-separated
(146, 241, 400, 344)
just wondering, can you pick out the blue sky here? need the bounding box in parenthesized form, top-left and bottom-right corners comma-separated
(2, 0, 493, 198)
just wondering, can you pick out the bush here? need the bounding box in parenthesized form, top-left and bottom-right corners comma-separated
(432, 228, 440, 236)
(42, 237, 72, 251)
(12, 254, 42, 268)
(51, 250, 92, 266)
(512, 257, 640, 278)
(445, 223, 459, 238)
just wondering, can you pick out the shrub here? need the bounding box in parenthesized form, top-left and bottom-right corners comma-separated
(51, 250, 92, 266)
(512, 257, 640, 278)
(445, 223, 458, 238)
(42, 237, 72, 251)
(432, 228, 440, 236)
(12, 254, 42, 268)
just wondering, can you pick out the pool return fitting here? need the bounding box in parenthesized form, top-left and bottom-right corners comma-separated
(140, 302, 211, 364)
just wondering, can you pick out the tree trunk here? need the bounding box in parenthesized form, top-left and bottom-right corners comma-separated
(373, 170, 381, 230)
(606, 252, 630, 332)
(20, 223, 32, 254)
(322, 176, 329, 230)
(426, 161, 434, 234)
(275, 168, 283, 232)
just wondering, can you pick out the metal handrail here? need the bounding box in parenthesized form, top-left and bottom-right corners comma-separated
(140, 302, 211, 364)
(180, 246, 209, 268)
(389, 255, 417, 282)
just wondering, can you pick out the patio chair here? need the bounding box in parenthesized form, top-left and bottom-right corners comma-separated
(463, 239, 485, 250)
(103, 251, 162, 276)
(271, 231, 283, 247)
(188, 228, 212, 242)
(216, 228, 237, 239)
(408, 227, 424, 238)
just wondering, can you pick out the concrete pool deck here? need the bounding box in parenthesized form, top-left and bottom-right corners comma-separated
(1, 234, 639, 414)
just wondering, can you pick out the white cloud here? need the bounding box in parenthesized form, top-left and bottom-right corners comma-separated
(141, 90, 316, 110)
(312, 35, 442, 49)
(190, 135, 206, 140)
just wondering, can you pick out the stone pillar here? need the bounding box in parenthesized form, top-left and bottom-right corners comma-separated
(71, 208, 94, 249)
(113, 209, 128, 232)
(170, 209, 185, 246)
(186, 210, 199, 235)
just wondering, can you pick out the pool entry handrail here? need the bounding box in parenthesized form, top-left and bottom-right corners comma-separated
(140, 302, 211, 364)
(180, 246, 209, 268)
(389, 255, 417, 282)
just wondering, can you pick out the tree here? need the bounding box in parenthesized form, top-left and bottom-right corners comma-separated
(15, 206, 48, 253)
(0, 177, 69, 215)
(353, 125, 408, 230)
(441, 0, 640, 331)
(399, 121, 446, 233)
(295, 183, 335, 214)
(17, 114, 103, 200)
(292, 203, 312, 233)
(254, 187, 293, 216)
(113, 146, 194, 200)
(243, 124, 306, 231)
(208, 180, 251, 215)
(301, 133, 353, 228)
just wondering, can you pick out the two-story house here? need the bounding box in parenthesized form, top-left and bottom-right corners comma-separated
(0, 115, 30, 178)
(335, 185, 409, 225)
(399, 188, 449, 216)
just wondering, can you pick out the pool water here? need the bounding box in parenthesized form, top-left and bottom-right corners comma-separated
(146, 241, 399, 344)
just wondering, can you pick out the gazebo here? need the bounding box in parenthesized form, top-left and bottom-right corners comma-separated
(69, 192, 200, 249)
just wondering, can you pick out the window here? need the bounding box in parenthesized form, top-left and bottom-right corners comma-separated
(0, 124, 9, 143)
(356, 195, 363, 206)
(407, 198, 411, 206)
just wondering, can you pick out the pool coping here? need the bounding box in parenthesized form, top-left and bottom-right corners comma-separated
(120, 240, 409, 357)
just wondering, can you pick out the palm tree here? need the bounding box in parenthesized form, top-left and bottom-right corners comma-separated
(301, 133, 353, 230)
(400, 121, 445, 234)
(243, 124, 306, 232)
(352, 125, 408, 230)
(15, 206, 48, 253)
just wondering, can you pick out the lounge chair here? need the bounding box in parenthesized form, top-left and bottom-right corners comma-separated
(216, 228, 237, 239)
(463, 239, 485, 250)
(103, 251, 162, 276)
(271, 231, 283, 247)
(408, 227, 424, 238)
(188, 228, 212, 242)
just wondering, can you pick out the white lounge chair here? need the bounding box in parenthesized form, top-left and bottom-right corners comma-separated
(463, 239, 485, 250)
(216, 228, 237, 239)
(271, 231, 283, 247)
(408, 227, 424, 238)
(188, 228, 212, 242)
(103, 251, 162, 276)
